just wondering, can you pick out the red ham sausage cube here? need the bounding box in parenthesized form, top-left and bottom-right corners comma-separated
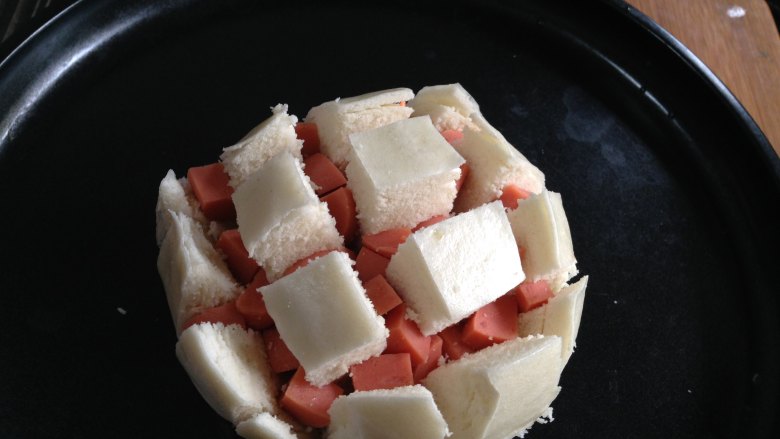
(499, 183, 532, 210)
(303, 153, 347, 196)
(384, 304, 431, 368)
(413, 335, 443, 383)
(363, 275, 403, 315)
(515, 280, 553, 312)
(187, 163, 235, 221)
(455, 163, 470, 192)
(350, 353, 413, 391)
(354, 247, 391, 283)
(216, 229, 259, 284)
(440, 129, 464, 144)
(263, 327, 300, 373)
(295, 122, 320, 157)
(235, 269, 273, 330)
(438, 323, 475, 361)
(461, 294, 519, 350)
(280, 368, 343, 428)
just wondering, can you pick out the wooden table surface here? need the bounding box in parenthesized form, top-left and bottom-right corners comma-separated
(628, 0, 780, 156)
(3, 1, 779, 156)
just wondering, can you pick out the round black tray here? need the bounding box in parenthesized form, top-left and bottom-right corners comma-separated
(1, 1, 778, 438)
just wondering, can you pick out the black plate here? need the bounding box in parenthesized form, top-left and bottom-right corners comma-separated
(1, 0, 778, 437)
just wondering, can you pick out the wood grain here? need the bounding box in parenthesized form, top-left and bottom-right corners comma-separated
(628, 0, 780, 156)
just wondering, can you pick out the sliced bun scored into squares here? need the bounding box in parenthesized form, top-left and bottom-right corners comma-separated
(155, 83, 591, 438)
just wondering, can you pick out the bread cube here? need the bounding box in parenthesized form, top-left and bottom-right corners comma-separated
(157, 211, 239, 334)
(518, 276, 588, 364)
(409, 83, 480, 131)
(454, 112, 545, 212)
(386, 201, 523, 335)
(232, 152, 342, 280)
(327, 385, 450, 439)
(507, 189, 577, 291)
(346, 116, 465, 234)
(220, 104, 303, 188)
(423, 335, 563, 439)
(305, 88, 414, 168)
(155, 170, 207, 245)
(235, 412, 303, 439)
(260, 251, 388, 386)
(176, 323, 279, 425)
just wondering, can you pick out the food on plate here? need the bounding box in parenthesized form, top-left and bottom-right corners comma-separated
(327, 385, 449, 439)
(306, 88, 414, 168)
(187, 162, 236, 221)
(408, 83, 480, 132)
(424, 335, 563, 439)
(518, 276, 588, 364)
(232, 151, 342, 281)
(176, 322, 279, 424)
(235, 412, 301, 439)
(280, 368, 344, 429)
(157, 210, 238, 334)
(349, 353, 414, 392)
(514, 279, 555, 313)
(362, 274, 403, 316)
(155, 84, 588, 438)
(260, 251, 388, 386)
(155, 169, 205, 244)
(220, 104, 303, 188)
(507, 189, 578, 291)
(451, 111, 546, 212)
(383, 304, 432, 368)
(319, 186, 358, 243)
(461, 293, 519, 351)
(216, 229, 260, 285)
(410, 83, 544, 212)
(345, 116, 465, 234)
